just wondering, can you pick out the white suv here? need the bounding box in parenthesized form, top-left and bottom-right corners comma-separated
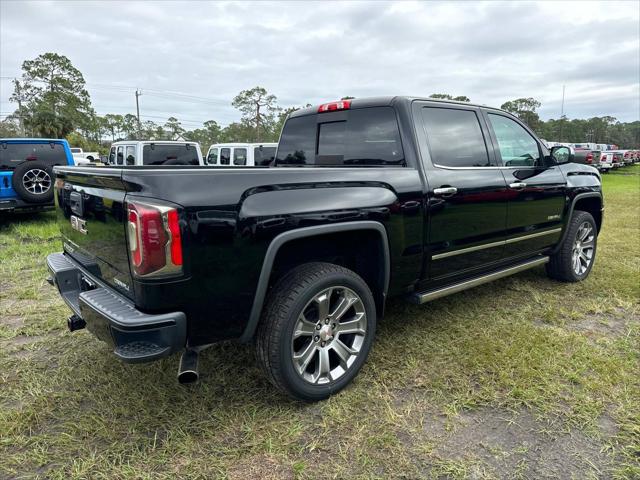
(108, 141, 204, 166)
(206, 143, 277, 167)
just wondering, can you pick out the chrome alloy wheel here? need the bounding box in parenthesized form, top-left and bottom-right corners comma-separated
(291, 286, 367, 385)
(572, 221, 595, 276)
(23, 169, 52, 195)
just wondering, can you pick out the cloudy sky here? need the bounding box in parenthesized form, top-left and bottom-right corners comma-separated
(1, 0, 639, 129)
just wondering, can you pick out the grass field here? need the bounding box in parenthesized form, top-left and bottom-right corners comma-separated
(1, 167, 638, 479)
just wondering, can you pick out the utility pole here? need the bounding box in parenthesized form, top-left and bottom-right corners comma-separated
(255, 100, 261, 142)
(559, 84, 565, 142)
(135, 89, 142, 138)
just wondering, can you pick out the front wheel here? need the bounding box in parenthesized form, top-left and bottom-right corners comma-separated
(255, 262, 376, 401)
(546, 210, 598, 282)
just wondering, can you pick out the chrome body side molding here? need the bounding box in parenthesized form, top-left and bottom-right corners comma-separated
(432, 228, 561, 260)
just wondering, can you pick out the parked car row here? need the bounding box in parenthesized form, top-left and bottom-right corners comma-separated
(587, 149, 638, 172)
(542, 140, 639, 173)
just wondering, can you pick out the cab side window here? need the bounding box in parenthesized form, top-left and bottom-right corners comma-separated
(421, 107, 491, 168)
(116, 146, 124, 165)
(487, 114, 542, 167)
(233, 148, 247, 165)
(207, 148, 219, 165)
(220, 148, 230, 165)
(125, 146, 136, 165)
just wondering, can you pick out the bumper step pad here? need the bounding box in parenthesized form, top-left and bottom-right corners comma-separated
(114, 341, 170, 361)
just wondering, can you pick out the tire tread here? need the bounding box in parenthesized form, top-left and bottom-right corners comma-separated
(546, 210, 596, 282)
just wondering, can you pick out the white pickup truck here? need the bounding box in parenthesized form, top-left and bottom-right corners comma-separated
(70, 148, 101, 165)
(107, 141, 204, 166)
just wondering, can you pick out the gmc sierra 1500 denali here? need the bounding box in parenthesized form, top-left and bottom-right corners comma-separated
(46, 97, 603, 401)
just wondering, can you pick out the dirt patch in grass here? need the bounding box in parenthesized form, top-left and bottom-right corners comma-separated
(568, 311, 637, 338)
(1, 334, 45, 346)
(226, 454, 295, 480)
(1, 315, 25, 328)
(426, 408, 613, 478)
(533, 309, 638, 342)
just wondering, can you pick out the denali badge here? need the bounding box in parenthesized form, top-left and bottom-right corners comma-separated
(113, 278, 130, 291)
(70, 215, 88, 235)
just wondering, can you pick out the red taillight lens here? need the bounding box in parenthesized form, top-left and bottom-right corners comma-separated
(318, 100, 351, 113)
(167, 209, 182, 266)
(126, 200, 183, 277)
(586, 153, 593, 164)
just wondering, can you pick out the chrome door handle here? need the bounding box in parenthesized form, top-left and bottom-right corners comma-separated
(509, 182, 527, 190)
(433, 187, 458, 196)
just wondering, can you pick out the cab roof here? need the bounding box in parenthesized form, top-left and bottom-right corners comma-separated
(111, 140, 198, 145)
(288, 96, 504, 119)
(208, 142, 278, 148)
(0, 138, 70, 143)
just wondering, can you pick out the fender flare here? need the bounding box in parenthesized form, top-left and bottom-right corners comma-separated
(239, 221, 390, 342)
(553, 192, 603, 254)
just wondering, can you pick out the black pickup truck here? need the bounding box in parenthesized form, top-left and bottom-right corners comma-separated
(47, 97, 603, 401)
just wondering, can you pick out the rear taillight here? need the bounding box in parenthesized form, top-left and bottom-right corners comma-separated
(318, 100, 351, 113)
(126, 200, 183, 278)
(586, 153, 593, 164)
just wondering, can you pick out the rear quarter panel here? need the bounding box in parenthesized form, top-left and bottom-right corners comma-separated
(121, 166, 425, 345)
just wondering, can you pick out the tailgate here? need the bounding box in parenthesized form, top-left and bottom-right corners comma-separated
(54, 166, 135, 300)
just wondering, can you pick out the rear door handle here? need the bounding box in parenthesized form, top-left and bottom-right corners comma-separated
(433, 187, 458, 196)
(401, 200, 421, 212)
(509, 182, 527, 190)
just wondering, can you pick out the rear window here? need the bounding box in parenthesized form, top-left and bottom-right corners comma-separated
(0, 142, 67, 170)
(275, 107, 404, 166)
(142, 144, 199, 166)
(254, 146, 276, 166)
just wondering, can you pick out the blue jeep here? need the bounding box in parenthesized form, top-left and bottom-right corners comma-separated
(0, 138, 74, 212)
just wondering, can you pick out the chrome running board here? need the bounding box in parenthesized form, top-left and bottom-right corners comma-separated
(410, 256, 549, 304)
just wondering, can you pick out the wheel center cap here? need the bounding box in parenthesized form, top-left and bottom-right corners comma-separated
(319, 324, 333, 342)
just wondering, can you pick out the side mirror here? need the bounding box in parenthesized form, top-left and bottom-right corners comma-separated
(551, 145, 573, 164)
(100, 155, 109, 165)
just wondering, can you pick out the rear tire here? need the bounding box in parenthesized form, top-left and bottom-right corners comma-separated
(546, 210, 597, 282)
(255, 262, 376, 402)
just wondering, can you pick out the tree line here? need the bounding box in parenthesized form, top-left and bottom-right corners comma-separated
(1, 53, 638, 152)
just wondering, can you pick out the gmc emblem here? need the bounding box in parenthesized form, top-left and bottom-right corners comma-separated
(70, 215, 88, 235)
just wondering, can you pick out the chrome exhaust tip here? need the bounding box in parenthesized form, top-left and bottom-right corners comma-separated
(177, 349, 199, 384)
